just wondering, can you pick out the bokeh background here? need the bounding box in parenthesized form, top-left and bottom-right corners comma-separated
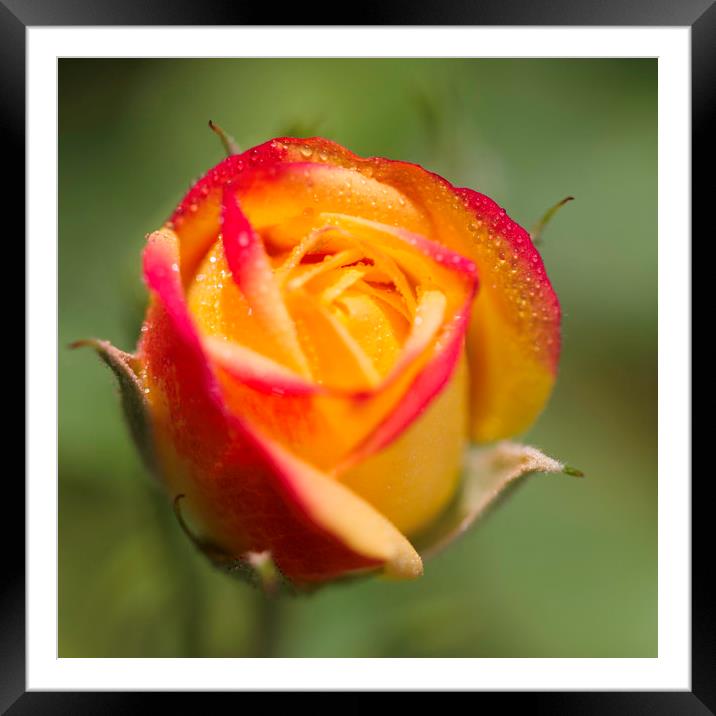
(59, 59, 657, 657)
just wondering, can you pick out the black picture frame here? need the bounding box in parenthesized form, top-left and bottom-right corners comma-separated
(9, 0, 705, 710)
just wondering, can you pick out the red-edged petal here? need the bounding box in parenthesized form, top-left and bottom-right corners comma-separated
(139, 228, 421, 583)
(220, 186, 310, 377)
(338, 283, 474, 471)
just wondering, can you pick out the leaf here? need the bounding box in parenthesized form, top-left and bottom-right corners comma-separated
(71, 338, 156, 474)
(415, 441, 581, 558)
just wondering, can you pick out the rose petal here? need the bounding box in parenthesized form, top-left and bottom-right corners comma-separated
(337, 290, 470, 472)
(220, 187, 310, 377)
(338, 353, 470, 537)
(140, 228, 422, 583)
(202, 336, 318, 397)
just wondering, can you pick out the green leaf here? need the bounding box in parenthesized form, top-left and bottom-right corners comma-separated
(71, 338, 155, 474)
(415, 441, 581, 558)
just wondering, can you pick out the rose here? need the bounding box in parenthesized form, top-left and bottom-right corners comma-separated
(84, 136, 561, 587)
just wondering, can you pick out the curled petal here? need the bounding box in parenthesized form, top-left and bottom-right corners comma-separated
(139, 228, 421, 583)
(220, 187, 310, 377)
(338, 353, 470, 537)
(203, 337, 318, 397)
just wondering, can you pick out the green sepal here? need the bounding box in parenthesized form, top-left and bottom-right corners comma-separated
(172, 494, 289, 596)
(71, 338, 156, 474)
(208, 120, 241, 156)
(531, 195, 574, 245)
(414, 441, 582, 558)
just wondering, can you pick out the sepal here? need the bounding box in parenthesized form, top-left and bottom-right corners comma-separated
(71, 338, 155, 473)
(173, 494, 286, 595)
(415, 441, 580, 557)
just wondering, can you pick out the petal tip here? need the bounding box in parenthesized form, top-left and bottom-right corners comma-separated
(384, 550, 424, 580)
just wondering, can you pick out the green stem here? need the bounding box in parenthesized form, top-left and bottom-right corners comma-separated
(146, 482, 205, 657)
(253, 591, 283, 658)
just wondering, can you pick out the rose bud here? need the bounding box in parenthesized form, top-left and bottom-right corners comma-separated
(78, 136, 572, 589)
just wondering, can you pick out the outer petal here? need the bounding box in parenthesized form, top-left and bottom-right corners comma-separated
(138, 228, 421, 583)
(339, 353, 470, 537)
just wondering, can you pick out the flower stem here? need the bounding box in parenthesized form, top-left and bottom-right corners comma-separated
(253, 591, 283, 658)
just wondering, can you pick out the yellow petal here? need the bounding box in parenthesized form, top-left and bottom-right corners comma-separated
(338, 352, 469, 536)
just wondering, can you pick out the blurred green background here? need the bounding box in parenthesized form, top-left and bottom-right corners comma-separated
(59, 59, 657, 657)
